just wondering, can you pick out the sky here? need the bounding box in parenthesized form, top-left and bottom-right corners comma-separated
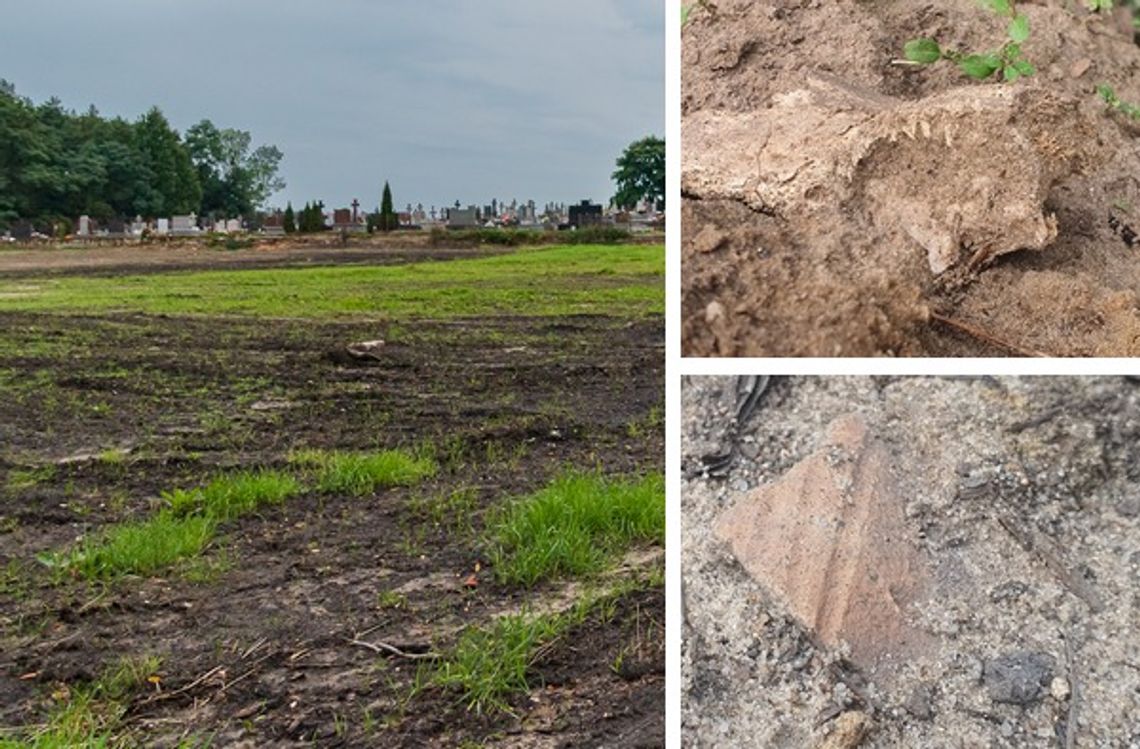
(2, 1, 663, 214)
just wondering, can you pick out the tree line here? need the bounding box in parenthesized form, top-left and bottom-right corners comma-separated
(0, 80, 284, 233)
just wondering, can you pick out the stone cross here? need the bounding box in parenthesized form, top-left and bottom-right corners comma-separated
(351, 198, 360, 222)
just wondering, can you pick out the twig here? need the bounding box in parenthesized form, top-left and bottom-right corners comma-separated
(132, 665, 224, 708)
(348, 638, 440, 661)
(996, 514, 1105, 613)
(929, 310, 1049, 357)
(1064, 634, 1080, 749)
(212, 651, 276, 698)
(1008, 406, 1063, 433)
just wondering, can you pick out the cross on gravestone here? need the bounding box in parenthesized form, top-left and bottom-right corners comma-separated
(351, 198, 360, 222)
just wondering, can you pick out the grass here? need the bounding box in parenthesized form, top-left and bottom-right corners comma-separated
(0, 244, 663, 320)
(486, 471, 665, 587)
(47, 512, 216, 581)
(165, 470, 300, 520)
(421, 611, 572, 715)
(290, 448, 438, 496)
(0, 655, 160, 748)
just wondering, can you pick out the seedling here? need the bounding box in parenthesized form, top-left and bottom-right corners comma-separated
(904, 0, 1035, 82)
(1097, 84, 1140, 120)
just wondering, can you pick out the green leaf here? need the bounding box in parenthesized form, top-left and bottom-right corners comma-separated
(682, 4, 691, 25)
(1013, 60, 1035, 77)
(1003, 65, 1021, 82)
(904, 38, 942, 64)
(1005, 43, 1021, 58)
(1008, 14, 1030, 43)
(981, 0, 1013, 16)
(959, 54, 1001, 80)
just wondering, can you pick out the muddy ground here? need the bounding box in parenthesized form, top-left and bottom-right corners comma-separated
(682, 0, 1140, 356)
(682, 376, 1140, 747)
(0, 250, 664, 747)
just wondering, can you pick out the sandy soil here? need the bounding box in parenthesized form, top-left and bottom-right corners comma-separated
(683, 376, 1139, 747)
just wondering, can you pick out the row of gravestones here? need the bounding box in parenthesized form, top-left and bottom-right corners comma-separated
(75, 214, 245, 238)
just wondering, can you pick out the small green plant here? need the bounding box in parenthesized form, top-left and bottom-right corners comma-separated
(0, 655, 160, 748)
(681, 0, 712, 27)
(1097, 84, 1140, 120)
(166, 470, 300, 521)
(486, 471, 665, 587)
(376, 590, 407, 610)
(904, 0, 1035, 82)
(423, 613, 565, 715)
(1086, 0, 1113, 9)
(291, 448, 437, 496)
(46, 512, 216, 580)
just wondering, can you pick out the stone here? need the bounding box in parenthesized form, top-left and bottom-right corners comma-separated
(1050, 675, 1070, 702)
(816, 711, 869, 749)
(692, 226, 727, 254)
(77, 215, 90, 236)
(983, 651, 1055, 705)
(682, 74, 1102, 274)
(715, 414, 932, 676)
(903, 683, 934, 721)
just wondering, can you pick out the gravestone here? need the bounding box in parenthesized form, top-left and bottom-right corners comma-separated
(214, 219, 227, 233)
(156, 218, 170, 235)
(226, 219, 241, 233)
(78, 215, 91, 236)
(171, 214, 199, 236)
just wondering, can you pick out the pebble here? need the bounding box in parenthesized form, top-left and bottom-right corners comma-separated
(984, 651, 1055, 705)
(1050, 676, 1070, 701)
(731, 478, 749, 493)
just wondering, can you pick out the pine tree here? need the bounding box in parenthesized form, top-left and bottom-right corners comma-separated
(380, 181, 396, 232)
(283, 202, 295, 234)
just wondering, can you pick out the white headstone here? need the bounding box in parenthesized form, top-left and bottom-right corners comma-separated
(156, 218, 169, 235)
(78, 215, 90, 236)
(226, 219, 241, 233)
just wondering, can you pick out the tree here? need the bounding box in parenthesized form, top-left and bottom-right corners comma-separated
(379, 181, 396, 232)
(134, 107, 201, 216)
(185, 119, 285, 218)
(611, 136, 665, 211)
(283, 202, 295, 234)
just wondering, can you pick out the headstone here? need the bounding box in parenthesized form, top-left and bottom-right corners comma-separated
(568, 199, 603, 228)
(447, 205, 480, 229)
(78, 215, 91, 236)
(130, 220, 147, 236)
(156, 218, 169, 235)
(171, 215, 199, 236)
(226, 219, 240, 233)
(214, 220, 227, 233)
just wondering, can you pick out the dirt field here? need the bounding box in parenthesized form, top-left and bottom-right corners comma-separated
(682, 0, 1140, 356)
(683, 376, 1140, 747)
(0, 245, 664, 747)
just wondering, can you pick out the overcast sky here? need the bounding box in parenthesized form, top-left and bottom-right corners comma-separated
(3, 1, 662, 213)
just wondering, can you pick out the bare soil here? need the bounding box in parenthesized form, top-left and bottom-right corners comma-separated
(683, 376, 1140, 747)
(682, 0, 1140, 356)
(0, 250, 664, 747)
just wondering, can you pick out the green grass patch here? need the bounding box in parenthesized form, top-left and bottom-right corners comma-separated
(487, 471, 665, 587)
(0, 655, 160, 749)
(0, 244, 663, 320)
(165, 469, 300, 520)
(46, 512, 216, 581)
(290, 448, 437, 496)
(421, 611, 572, 715)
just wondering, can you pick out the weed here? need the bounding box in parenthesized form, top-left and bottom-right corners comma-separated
(904, 0, 1035, 82)
(681, 0, 712, 27)
(0, 655, 160, 748)
(1097, 84, 1140, 120)
(422, 612, 566, 715)
(6, 466, 55, 492)
(0, 559, 30, 600)
(166, 470, 300, 521)
(409, 487, 479, 535)
(376, 590, 407, 610)
(45, 512, 216, 580)
(486, 471, 665, 587)
(292, 449, 437, 496)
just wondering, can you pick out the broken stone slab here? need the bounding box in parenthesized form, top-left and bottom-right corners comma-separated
(683, 75, 1103, 274)
(714, 413, 933, 677)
